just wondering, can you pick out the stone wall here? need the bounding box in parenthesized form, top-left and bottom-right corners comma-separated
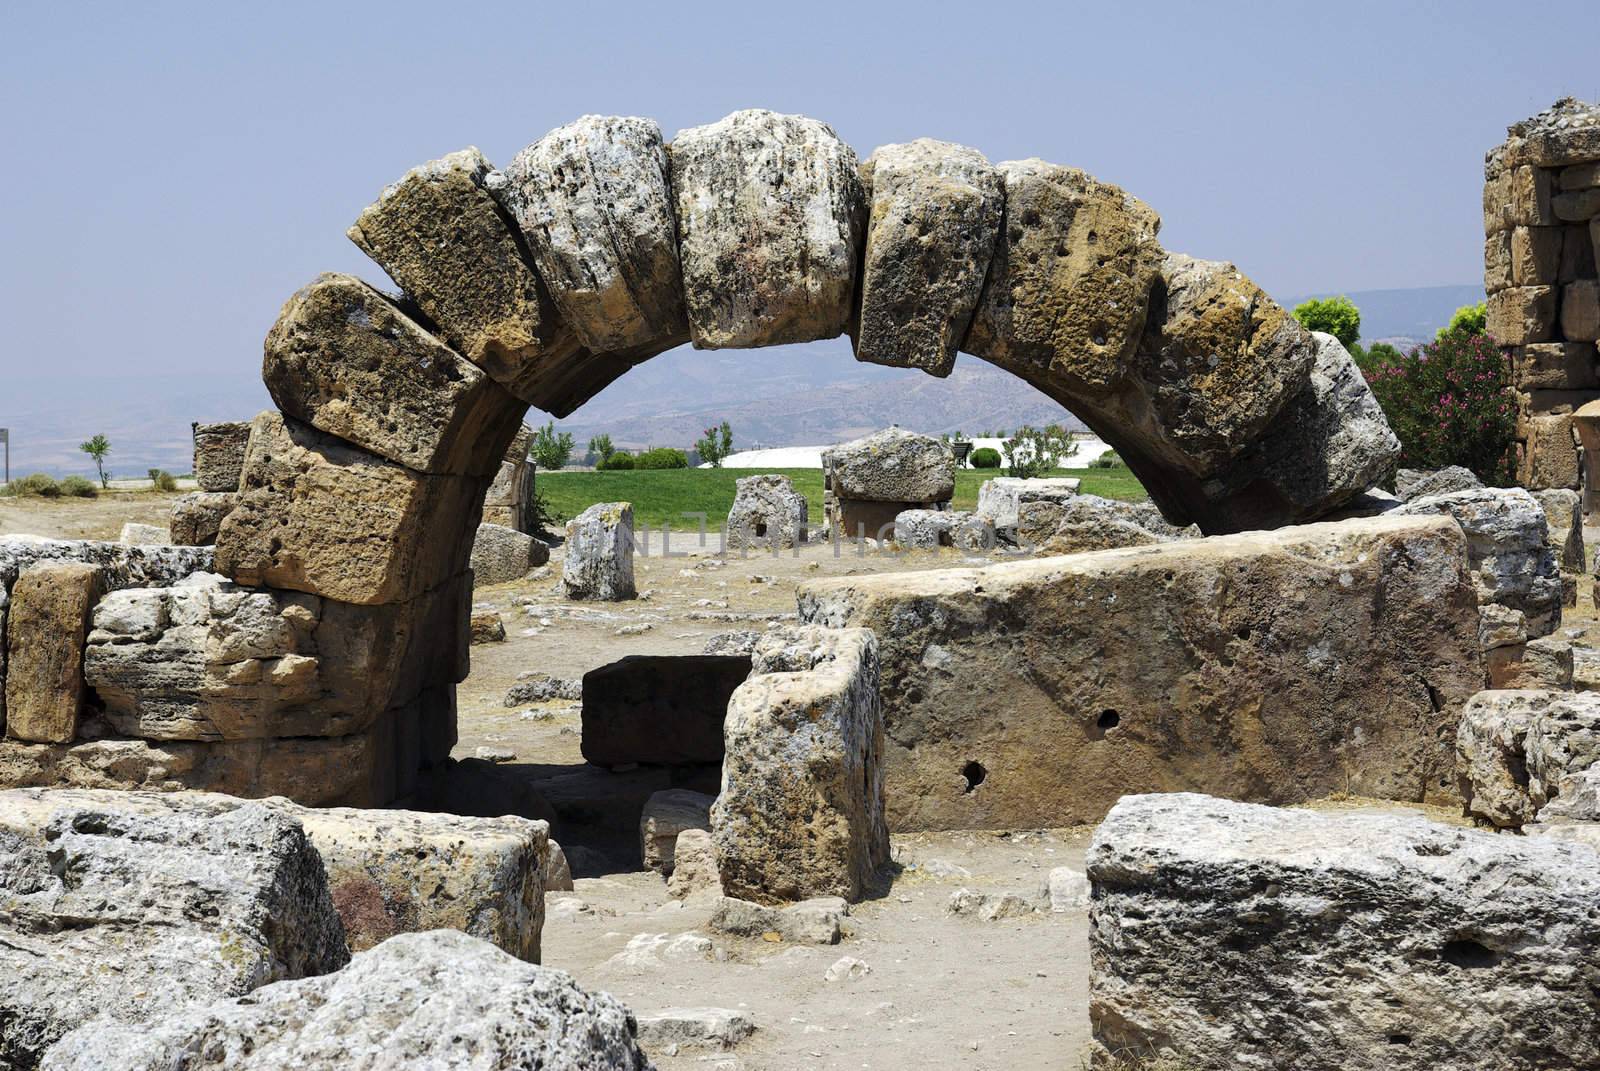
(1483, 98, 1600, 491)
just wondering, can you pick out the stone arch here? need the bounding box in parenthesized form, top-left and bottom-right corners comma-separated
(199, 108, 1397, 805)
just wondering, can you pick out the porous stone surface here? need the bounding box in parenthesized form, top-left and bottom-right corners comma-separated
(469, 609, 506, 645)
(168, 490, 235, 546)
(973, 476, 1082, 530)
(823, 427, 955, 504)
(893, 509, 993, 551)
(118, 522, 167, 545)
(1495, 97, 1600, 169)
(504, 672, 583, 706)
(855, 139, 1001, 375)
(669, 109, 864, 349)
(0, 792, 347, 1068)
(712, 625, 888, 903)
(1393, 486, 1562, 638)
(42, 930, 650, 1071)
(1028, 493, 1196, 556)
(471, 522, 547, 586)
(1533, 487, 1586, 571)
(581, 654, 751, 767)
(799, 515, 1483, 831)
(191, 420, 251, 492)
(4, 563, 102, 743)
(708, 895, 847, 945)
(1395, 465, 1484, 501)
(216, 412, 484, 606)
(347, 147, 582, 407)
(640, 788, 714, 874)
(562, 501, 637, 601)
(497, 115, 688, 354)
(262, 273, 525, 478)
(1084, 792, 1600, 1071)
(1457, 689, 1600, 828)
(666, 828, 722, 900)
(635, 1006, 755, 1052)
(726, 474, 809, 549)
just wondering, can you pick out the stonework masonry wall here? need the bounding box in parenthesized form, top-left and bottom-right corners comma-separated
(1484, 98, 1600, 491)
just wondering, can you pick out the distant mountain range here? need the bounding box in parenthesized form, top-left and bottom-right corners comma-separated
(1, 284, 1484, 477)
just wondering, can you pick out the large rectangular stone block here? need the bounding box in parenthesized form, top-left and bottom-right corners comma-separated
(1084, 793, 1600, 1071)
(216, 412, 485, 605)
(1483, 230, 1511, 292)
(1510, 164, 1557, 226)
(4, 563, 103, 743)
(1561, 222, 1597, 281)
(1486, 285, 1557, 344)
(191, 421, 251, 492)
(1562, 279, 1600, 341)
(799, 515, 1483, 831)
(1518, 411, 1581, 489)
(1510, 225, 1561, 285)
(1512, 342, 1599, 390)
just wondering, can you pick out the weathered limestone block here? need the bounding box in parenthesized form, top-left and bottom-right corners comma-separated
(824, 427, 955, 503)
(43, 930, 650, 1071)
(1458, 689, 1600, 828)
(708, 894, 847, 944)
(1084, 792, 1600, 1071)
(497, 115, 688, 354)
(1129, 253, 1319, 472)
(974, 476, 1082, 530)
(964, 158, 1162, 395)
(666, 828, 722, 900)
(1562, 279, 1600, 341)
(167, 490, 234, 546)
(1029, 494, 1195, 557)
(117, 522, 167, 546)
(1554, 187, 1600, 222)
(726, 474, 809, 549)
(1563, 223, 1598, 281)
(470, 522, 547, 586)
(1199, 332, 1400, 532)
(855, 139, 1002, 375)
(1393, 487, 1562, 637)
(1534, 487, 1586, 571)
(191, 420, 251, 492)
(893, 509, 993, 551)
(640, 787, 714, 873)
(1510, 163, 1558, 226)
(263, 273, 526, 478)
(1478, 603, 1528, 650)
(0, 794, 347, 1068)
(1511, 341, 1598, 390)
(561, 501, 636, 601)
(712, 625, 888, 903)
(1486, 285, 1557, 344)
(1490, 635, 1574, 690)
(1519, 410, 1581, 489)
(4, 563, 102, 743)
(1510, 225, 1562, 286)
(669, 109, 864, 349)
(799, 515, 1483, 831)
(216, 412, 484, 606)
(1395, 465, 1483, 501)
(1497, 97, 1600, 169)
(347, 147, 582, 407)
(1483, 229, 1511, 291)
(580, 654, 751, 766)
(469, 609, 505, 644)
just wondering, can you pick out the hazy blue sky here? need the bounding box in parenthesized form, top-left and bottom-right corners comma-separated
(1, 0, 1595, 471)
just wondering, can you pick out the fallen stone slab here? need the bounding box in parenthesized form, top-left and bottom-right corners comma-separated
(1085, 792, 1600, 1071)
(581, 654, 751, 766)
(713, 625, 889, 903)
(669, 109, 864, 349)
(708, 895, 847, 945)
(727, 473, 809, 549)
(42, 930, 650, 1071)
(497, 115, 688, 354)
(1027, 494, 1195, 556)
(191, 420, 251, 492)
(347, 147, 582, 407)
(666, 828, 722, 900)
(504, 672, 583, 706)
(635, 1006, 755, 1053)
(974, 476, 1082, 531)
(0, 792, 347, 1068)
(1458, 689, 1600, 828)
(563, 501, 637, 601)
(168, 490, 235, 545)
(1395, 465, 1483, 501)
(855, 138, 1002, 376)
(4, 562, 103, 743)
(471, 522, 547, 586)
(640, 788, 714, 873)
(117, 522, 167, 545)
(469, 608, 505, 644)
(893, 508, 993, 551)
(946, 887, 1039, 921)
(824, 427, 955, 504)
(799, 514, 1483, 831)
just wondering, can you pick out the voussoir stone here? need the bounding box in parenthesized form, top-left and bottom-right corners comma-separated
(799, 514, 1482, 831)
(712, 626, 889, 904)
(215, 412, 484, 606)
(497, 115, 689, 355)
(1084, 792, 1600, 1071)
(964, 158, 1163, 396)
(263, 273, 526, 477)
(855, 139, 1002, 376)
(670, 109, 865, 349)
(41, 930, 650, 1071)
(348, 147, 582, 407)
(0, 792, 347, 1069)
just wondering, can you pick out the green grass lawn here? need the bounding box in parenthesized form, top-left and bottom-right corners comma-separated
(540, 465, 1146, 530)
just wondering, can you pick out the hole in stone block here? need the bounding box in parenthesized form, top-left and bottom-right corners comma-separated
(1440, 938, 1500, 969)
(961, 761, 986, 793)
(1097, 710, 1120, 731)
(1388, 1034, 1412, 1046)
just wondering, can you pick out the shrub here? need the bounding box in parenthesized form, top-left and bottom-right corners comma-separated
(530, 421, 575, 470)
(1292, 295, 1361, 351)
(969, 447, 1002, 469)
(1091, 451, 1123, 469)
(1363, 330, 1515, 484)
(587, 433, 616, 465)
(635, 447, 688, 470)
(1002, 424, 1078, 479)
(598, 451, 635, 470)
(1438, 301, 1487, 340)
(148, 468, 178, 492)
(530, 488, 562, 534)
(4, 473, 61, 497)
(694, 421, 734, 468)
(59, 475, 98, 498)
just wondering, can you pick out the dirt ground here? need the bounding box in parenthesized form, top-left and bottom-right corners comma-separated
(3, 495, 1592, 1070)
